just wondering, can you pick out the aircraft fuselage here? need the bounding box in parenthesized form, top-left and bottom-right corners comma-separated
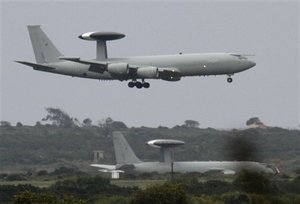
(122, 161, 278, 175)
(44, 53, 255, 81)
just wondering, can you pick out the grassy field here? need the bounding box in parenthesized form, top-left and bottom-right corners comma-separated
(0, 179, 56, 188)
(111, 179, 166, 189)
(0, 175, 234, 190)
(0, 178, 166, 189)
(0, 171, 297, 191)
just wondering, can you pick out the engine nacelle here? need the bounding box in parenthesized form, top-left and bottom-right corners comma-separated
(158, 67, 181, 81)
(107, 63, 129, 76)
(136, 67, 159, 78)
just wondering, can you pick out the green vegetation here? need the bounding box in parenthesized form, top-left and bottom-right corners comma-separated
(0, 123, 299, 173)
(1, 110, 299, 203)
(0, 173, 300, 204)
(131, 183, 188, 204)
(14, 191, 86, 204)
(0, 175, 136, 204)
(42, 107, 79, 128)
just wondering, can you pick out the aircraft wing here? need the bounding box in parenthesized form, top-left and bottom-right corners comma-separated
(15, 61, 56, 72)
(59, 56, 106, 66)
(58, 57, 181, 80)
(90, 164, 116, 170)
(59, 57, 107, 73)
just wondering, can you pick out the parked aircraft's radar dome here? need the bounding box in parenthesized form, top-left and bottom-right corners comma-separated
(78, 32, 125, 41)
(147, 139, 185, 148)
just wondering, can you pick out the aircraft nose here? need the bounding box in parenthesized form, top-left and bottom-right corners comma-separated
(247, 60, 256, 68)
(240, 59, 256, 70)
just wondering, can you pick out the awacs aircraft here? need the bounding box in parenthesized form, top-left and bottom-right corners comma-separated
(91, 132, 279, 178)
(16, 25, 256, 88)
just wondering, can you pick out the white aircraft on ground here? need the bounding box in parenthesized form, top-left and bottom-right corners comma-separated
(91, 132, 279, 178)
(16, 25, 256, 88)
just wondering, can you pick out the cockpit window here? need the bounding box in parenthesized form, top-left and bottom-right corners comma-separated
(265, 164, 280, 174)
(230, 54, 247, 60)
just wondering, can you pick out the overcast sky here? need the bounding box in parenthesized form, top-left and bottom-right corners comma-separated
(1, 1, 299, 129)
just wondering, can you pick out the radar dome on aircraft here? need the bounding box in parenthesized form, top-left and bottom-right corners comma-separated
(78, 32, 125, 41)
(147, 139, 185, 148)
(78, 31, 125, 60)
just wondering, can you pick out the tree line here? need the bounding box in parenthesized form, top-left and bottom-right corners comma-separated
(1, 107, 203, 129)
(1, 172, 300, 204)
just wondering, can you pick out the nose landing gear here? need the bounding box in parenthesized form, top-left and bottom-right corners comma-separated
(227, 75, 233, 83)
(227, 77, 233, 83)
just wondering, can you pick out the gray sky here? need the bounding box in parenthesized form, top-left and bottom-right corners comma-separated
(1, 1, 299, 129)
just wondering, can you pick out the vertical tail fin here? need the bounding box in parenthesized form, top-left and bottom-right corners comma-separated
(27, 25, 62, 63)
(113, 131, 141, 165)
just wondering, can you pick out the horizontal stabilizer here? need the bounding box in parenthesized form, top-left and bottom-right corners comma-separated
(90, 164, 116, 170)
(59, 56, 80, 61)
(15, 61, 55, 71)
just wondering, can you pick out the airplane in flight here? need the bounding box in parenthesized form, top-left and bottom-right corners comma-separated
(16, 25, 256, 88)
(91, 132, 279, 178)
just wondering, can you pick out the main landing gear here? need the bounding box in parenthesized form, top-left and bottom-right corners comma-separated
(128, 80, 150, 89)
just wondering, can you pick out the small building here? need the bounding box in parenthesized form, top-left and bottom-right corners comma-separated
(111, 170, 124, 179)
(93, 150, 104, 162)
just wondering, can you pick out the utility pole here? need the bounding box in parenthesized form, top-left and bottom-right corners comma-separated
(171, 161, 174, 181)
(171, 150, 174, 181)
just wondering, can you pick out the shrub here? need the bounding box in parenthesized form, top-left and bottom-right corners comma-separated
(130, 183, 188, 204)
(6, 174, 26, 181)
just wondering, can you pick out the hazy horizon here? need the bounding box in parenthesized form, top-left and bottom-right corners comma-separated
(1, 107, 298, 130)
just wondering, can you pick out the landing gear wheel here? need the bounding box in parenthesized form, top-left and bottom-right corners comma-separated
(128, 81, 135, 88)
(136, 82, 143, 89)
(143, 82, 150, 88)
(227, 77, 233, 83)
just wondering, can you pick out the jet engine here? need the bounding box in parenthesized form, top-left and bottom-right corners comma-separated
(136, 67, 159, 78)
(107, 63, 129, 76)
(158, 68, 181, 81)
